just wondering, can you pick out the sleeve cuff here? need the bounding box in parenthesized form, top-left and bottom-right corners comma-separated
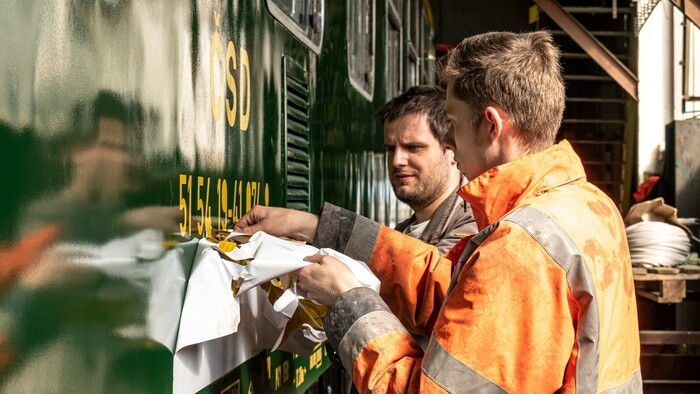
(323, 287, 408, 373)
(313, 203, 381, 264)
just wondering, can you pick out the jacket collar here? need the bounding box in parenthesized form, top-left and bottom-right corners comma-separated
(458, 140, 586, 230)
(395, 181, 463, 241)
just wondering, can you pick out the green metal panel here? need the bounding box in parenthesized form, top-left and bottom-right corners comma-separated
(0, 0, 434, 392)
(283, 56, 312, 212)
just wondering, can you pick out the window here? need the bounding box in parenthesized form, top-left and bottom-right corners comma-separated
(410, 0, 419, 46)
(390, 0, 403, 18)
(407, 45, 418, 88)
(419, 8, 435, 85)
(387, 1, 402, 98)
(348, 0, 375, 100)
(267, 0, 324, 53)
(684, 21, 700, 102)
(405, 0, 420, 88)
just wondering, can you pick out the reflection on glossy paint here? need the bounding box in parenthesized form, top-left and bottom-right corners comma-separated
(0, 1, 269, 391)
(0, 0, 438, 390)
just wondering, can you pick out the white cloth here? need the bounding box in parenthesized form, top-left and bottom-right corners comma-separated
(51, 230, 380, 393)
(173, 231, 380, 393)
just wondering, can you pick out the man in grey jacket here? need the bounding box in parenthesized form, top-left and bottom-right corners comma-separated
(380, 85, 476, 254)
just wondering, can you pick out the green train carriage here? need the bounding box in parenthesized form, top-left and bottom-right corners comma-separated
(0, 0, 435, 392)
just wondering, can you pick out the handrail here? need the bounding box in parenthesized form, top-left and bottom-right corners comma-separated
(669, 0, 700, 29)
(534, 0, 639, 101)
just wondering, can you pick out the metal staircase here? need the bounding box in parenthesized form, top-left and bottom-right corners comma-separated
(532, 0, 637, 212)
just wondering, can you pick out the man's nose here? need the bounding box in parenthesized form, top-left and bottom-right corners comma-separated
(392, 148, 408, 167)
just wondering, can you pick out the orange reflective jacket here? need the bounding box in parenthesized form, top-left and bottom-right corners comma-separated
(315, 141, 641, 393)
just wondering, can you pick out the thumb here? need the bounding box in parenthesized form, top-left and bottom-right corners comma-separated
(233, 220, 258, 234)
(233, 224, 254, 234)
(303, 252, 323, 263)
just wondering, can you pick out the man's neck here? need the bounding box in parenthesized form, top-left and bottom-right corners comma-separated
(413, 174, 461, 223)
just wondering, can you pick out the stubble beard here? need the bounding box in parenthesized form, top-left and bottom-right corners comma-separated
(392, 160, 453, 212)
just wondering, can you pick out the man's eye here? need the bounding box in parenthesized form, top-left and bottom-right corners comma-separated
(408, 146, 422, 152)
(384, 146, 395, 152)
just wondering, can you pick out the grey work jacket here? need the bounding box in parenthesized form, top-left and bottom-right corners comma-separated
(394, 186, 477, 255)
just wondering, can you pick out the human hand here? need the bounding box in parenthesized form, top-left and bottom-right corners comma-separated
(234, 205, 319, 243)
(296, 253, 363, 306)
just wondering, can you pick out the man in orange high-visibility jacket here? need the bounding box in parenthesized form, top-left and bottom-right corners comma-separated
(235, 31, 642, 393)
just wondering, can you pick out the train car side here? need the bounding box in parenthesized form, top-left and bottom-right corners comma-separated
(0, 0, 435, 392)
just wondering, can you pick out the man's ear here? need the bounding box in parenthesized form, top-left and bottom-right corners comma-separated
(483, 106, 503, 142)
(444, 148, 456, 164)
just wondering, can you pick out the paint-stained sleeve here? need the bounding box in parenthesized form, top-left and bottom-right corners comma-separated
(323, 286, 424, 393)
(369, 226, 453, 335)
(313, 202, 454, 335)
(312, 202, 381, 265)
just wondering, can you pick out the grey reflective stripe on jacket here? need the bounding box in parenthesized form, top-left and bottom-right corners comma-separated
(601, 370, 643, 393)
(425, 206, 634, 393)
(423, 339, 507, 393)
(323, 286, 408, 374)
